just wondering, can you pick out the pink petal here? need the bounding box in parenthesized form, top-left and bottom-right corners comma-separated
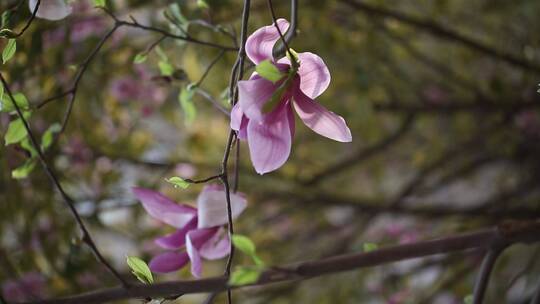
(246, 19, 290, 64)
(247, 102, 294, 174)
(230, 103, 249, 140)
(199, 228, 230, 260)
(197, 185, 247, 229)
(186, 228, 218, 278)
(133, 187, 196, 228)
(293, 89, 352, 142)
(238, 77, 280, 122)
(29, 0, 72, 21)
(154, 217, 198, 249)
(149, 251, 190, 273)
(278, 52, 331, 99)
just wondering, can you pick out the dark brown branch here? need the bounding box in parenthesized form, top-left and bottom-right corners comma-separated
(7, 0, 39, 38)
(0, 73, 129, 288)
(26, 221, 540, 304)
(341, 0, 540, 73)
(273, 0, 298, 58)
(472, 245, 507, 304)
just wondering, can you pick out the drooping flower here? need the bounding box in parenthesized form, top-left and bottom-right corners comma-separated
(29, 0, 72, 21)
(231, 19, 352, 174)
(133, 185, 247, 277)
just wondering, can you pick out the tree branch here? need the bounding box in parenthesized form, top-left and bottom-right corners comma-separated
(26, 221, 540, 304)
(472, 245, 507, 304)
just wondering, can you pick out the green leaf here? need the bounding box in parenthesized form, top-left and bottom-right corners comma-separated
(197, 0, 209, 9)
(179, 84, 197, 124)
(40, 123, 61, 151)
(126, 256, 154, 284)
(2, 39, 16, 64)
(463, 295, 473, 304)
(362, 242, 378, 252)
(158, 60, 174, 76)
(255, 60, 283, 83)
(12, 159, 36, 179)
(133, 53, 148, 64)
(165, 176, 190, 189)
(5, 118, 27, 146)
(228, 266, 262, 286)
(0, 29, 16, 39)
(1, 92, 29, 113)
(21, 138, 37, 157)
(232, 234, 264, 266)
(93, 0, 106, 7)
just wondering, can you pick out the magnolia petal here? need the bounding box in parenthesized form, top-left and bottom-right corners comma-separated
(149, 251, 190, 273)
(29, 0, 72, 21)
(133, 187, 196, 228)
(246, 19, 290, 64)
(278, 52, 331, 99)
(154, 217, 198, 249)
(186, 228, 218, 278)
(247, 102, 294, 174)
(199, 228, 230, 260)
(238, 77, 279, 122)
(230, 103, 249, 140)
(293, 90, 352, 142)
(197, 185, 247, 229)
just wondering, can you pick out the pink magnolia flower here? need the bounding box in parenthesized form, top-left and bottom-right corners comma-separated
(29, 0, 72, 21)
(133, 185, 247, 277)
(231, 19, 352, 174)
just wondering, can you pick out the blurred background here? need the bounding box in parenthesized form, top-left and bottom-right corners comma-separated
(1, 0, 540, 303)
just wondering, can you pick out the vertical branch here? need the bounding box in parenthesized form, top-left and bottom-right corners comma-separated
(472, 245, 506, 304)
(0, 73, 129, 288)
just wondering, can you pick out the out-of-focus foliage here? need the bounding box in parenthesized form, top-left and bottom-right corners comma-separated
(1, 0, 539, 303)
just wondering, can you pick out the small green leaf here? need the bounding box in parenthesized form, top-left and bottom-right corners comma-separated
(133, 53, 147, 64)
(179, 84, 197, 124)
(5, 118, 27, 146)
(40, 123, 61, 151)
(197, 0, 209, 9)
(232, 234, 264, 266)
(463, 295, 473, 304)
(1, 92, 29, 113)
(165, 176, 190, 189)
(228, 266, 262, 286)
(12, 159, 36, 179)
(0, 29, 16, 39)
(158, 60, 174, 76)
(20, 138, 37, 157)
(2, 39, 16, 64)
(93, 0, 106, 7)
(362, 242, 378, 252)
(255, 60, 283, 83)
(126, 256, 154, 284)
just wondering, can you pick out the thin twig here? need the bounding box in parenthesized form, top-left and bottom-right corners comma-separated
(0, 73, 129, 288)
(195, 50, 226, 87)
(8, 0, 40, 38)
(472, 245, 507, 304)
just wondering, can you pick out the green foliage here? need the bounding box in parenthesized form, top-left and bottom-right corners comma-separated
(126, 256, 154, 284)
(197, 0, 209, 9)
(232, 234, 264, 266)
(362, 242, 378, 252)
(463, 295, 473, 304)
(228, 266, 263, 286)
(0, 92, 29, 113)
(133, 53, 147, 64)
(12, 159, 36, 179)
(179, 84, 197, 124)
(165, 176, 190, 189)
(2, 39, 16, 64)
(256, 60, 283, 83)
(93, 0, 106, 7)
(5, 118, 27, 146)
(40, 123, 61, 151)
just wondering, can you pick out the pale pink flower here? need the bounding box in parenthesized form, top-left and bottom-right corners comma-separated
(133, 185, 247, 277)
(231, 19, 352, 174)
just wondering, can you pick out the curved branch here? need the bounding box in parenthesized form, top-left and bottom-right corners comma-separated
(472, 245, 507, 304)
(26, 221, 540, 304)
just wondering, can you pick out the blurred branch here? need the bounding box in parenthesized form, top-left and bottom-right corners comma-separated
(342, 0, 540, 73)
(7, 0, 39, 38)
(472, 245, 507, 304)
(27, 221, 540, 304)
(0, 73, 129, 288)
(304, 114, 415, 185)
(273, 0, 298, 58)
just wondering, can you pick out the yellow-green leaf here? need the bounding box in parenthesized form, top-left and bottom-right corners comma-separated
(228, 266, 262, 286)
(126, 256, 154, 284)
(255, 60, 283, 83)
(165, 176, 190, 189)
(2, 39, 16, 64)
